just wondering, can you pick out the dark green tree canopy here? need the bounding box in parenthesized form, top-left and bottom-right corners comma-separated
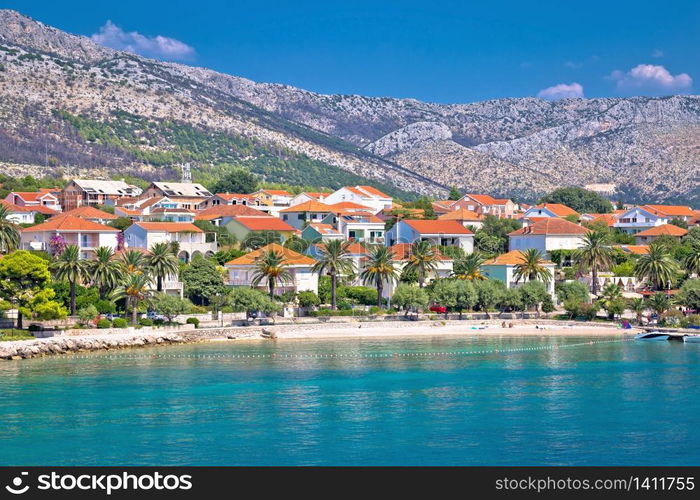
(538, 187, 613, 214)
(210, 167, 259, 194)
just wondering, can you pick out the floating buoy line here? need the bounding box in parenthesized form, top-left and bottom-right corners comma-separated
(51, 338, 633, 362)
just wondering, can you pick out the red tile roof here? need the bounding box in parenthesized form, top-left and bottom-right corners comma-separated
(465, 194, 511, 205)
(225, 243, 316, 266)
(61, 206, 119, 219)
(326, 201, 373, 211)
(509, 218, 588, 236)
(280, 200, 333, 213)
(402, 219, 473, 235)
(308, 223, 342, 236)
(483, 250, 554, 266)
(22, 214, 119, 233)
(534, 203, 579, 217)
(642, 205, 695, 217)
(134, 222, 203, 233)
(438, 208, 483, 221)
(357, 185, 391, 198)
(195, 204, 268, 220)
(232, 217, 295, 231)
(615, 245, 650, 255)
(635, 224, 688, 237)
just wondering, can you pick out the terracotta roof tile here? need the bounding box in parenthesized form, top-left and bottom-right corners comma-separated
(534, 203, 579, 217)
(483, 250, 554, 266)
(232, 217, 295, 231)
(642, 205, 695, 217)
(280, 200, 333, 213)
(438, 208, 483, 221)
(225, 243, 316, 266)
(635, 224, 688, 237)
(61, 206, 118, 219)
(389, 243, 452, 261)
(356, 185, 391, 198)
(22, 214, 119, 233)
(195, 204, 268, 220)
(509, 218, 588, 236)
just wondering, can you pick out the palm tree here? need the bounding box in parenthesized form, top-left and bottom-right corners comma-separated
(683, 240, 700, 277)
(404, 240, 439, 288)
(628, 297, 647, 325)
(646, 292, 671, 317)
(635, 242, 679, 290)
(360, 245, 399, 308)
(112, 273, 155, 324)
(145, 242, 180, 292)
(575, 230, 614, 296)
(597, 283, 623, 319)
(311, 240, 355, 309)
(51, 244, 89, 315)
(251, 250, 292, 299)
(119, 249, 145, 274)
(90, 246, 123, 300)
(453, 252, 486, 280)
(0, 204, 20, 253)
(513, 249, 552, 284)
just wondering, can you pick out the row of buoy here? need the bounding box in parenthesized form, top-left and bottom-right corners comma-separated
(51, 339, 631, 361)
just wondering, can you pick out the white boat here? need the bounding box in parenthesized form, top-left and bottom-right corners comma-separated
(684, 335, 700, 343)
(635, 331, 671, 341)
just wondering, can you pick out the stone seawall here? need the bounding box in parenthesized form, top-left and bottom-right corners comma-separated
(0, 328, 265, 360)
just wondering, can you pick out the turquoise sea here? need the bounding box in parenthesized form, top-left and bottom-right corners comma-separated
(1, 335, 699, 466)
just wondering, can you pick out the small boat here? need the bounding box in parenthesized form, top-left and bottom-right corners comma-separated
(684, 335, 700, 343)
(635, 331, 671, 341)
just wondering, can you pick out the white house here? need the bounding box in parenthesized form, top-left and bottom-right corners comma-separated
(279, 201, 334, 229)
(437, 208, 484, 229)
(323, 186, 393, 214)
(451, 194, 518, 218)
(0, 201, 53, 225)
(522, 203, 578, 220)
(336, 211, 386, 244)
(634, 224, 688, 245)
(613, 206, 670, 234)
(288, 192, 329, 207)
(386, 219, 474, 253)
(20, 214, 120, 259)
(124, 222, 217, 262)
(225, 243, 319, 295)
(481, 250, 556, 299)
(5, 189, 62, 212)
(508, 218, 588, 253)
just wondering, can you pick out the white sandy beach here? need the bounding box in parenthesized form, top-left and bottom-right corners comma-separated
(258, 320, 641, 341)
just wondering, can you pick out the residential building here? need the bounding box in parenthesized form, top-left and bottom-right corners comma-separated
(301, 223, 344, 242)
(614, 245, 650, 256)
(5, 188, 62, 212)
(614, 205, 695, 234)
(61, 179, 142, 211)
(141, 182, 213, 210)
(386, 220, 474, 252)
(60, 206, 119, 225)
(224, 216, 297, 243)
(200, 193, 262, 209)
(634, 224, 688, 245)
(0, 200, 55, 224)
(252, 189, 294, 207)
(20, 214, 120, 259)
(288, 192, 329, 207)
(580, 212, 619, 227)
(451, 194, 518, 218)
(522, 203, 578, 220)
(336, 211, 386, 244)
(481, 250, 556, 298)
(225, 243, 319, 295)
(194, 204, 269, 226)
(114, 196, 195, 221)
(323, 186, 393, 214)
(437, 208, 484, 229)
(508, 218, 588, 253)
(279, 201, 334, 229)
(124, 222, 217, 262)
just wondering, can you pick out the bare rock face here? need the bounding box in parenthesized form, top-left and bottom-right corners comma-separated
(365, 122, 453, 156)
(0, 9, 699, 202)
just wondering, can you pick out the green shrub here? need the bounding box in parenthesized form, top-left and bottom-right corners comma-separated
(94, 300, 116, 314)
(27, 324, 43, 332)
(186, 317, 200, 327)
(297, 290, 320, 308)
(343, 286, 378, 306)
(308, 309, 368, 317)
(337, 300, 353, 311)
(684, 314, 700, 327)
(661, 310, 683, 327)
(138, 318, 153, 326)
(96, 319, 111, 329)
(368, 306, 382, 315)
(112, 318, 128, 328)
(153, 318, 165, 326)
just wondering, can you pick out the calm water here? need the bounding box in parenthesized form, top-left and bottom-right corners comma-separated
(1, 335, 699, 465)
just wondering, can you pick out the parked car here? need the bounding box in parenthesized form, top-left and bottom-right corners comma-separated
(429, 305, 447, 314)
(105, 313, 121, 321)
(146, 311, 165, 321)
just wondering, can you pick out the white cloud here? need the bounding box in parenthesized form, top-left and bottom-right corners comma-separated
(564, 61, 582, 70)
(537, 82, 584, 100)
(651, 49, 664, 58)
(91, 21, 195, 61)
(609, 64, 692, 92)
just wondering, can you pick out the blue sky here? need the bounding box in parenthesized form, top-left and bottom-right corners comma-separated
(5, 0, 699, 103)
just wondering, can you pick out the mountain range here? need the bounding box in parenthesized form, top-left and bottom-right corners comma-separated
(0, 9, 698, 204)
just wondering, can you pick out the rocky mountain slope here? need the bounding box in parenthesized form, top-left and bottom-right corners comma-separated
(0, 10, 698, 203)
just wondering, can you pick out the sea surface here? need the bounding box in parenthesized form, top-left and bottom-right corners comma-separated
(1, 335, 698, 465)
